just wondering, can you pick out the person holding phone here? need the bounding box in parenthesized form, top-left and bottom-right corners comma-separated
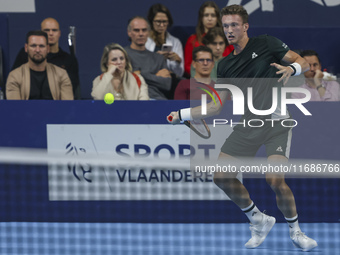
(146, 3, 184, 77)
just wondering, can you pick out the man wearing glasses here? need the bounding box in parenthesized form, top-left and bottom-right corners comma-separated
(174, 46, 216, 100)
(11, 18, 80, 99)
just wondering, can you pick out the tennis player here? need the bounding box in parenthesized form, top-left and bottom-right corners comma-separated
(167, 5, 317, 252)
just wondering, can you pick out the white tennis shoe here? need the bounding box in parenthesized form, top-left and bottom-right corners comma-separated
(245, 214, 276, 248)
(290, 231, 318, 252)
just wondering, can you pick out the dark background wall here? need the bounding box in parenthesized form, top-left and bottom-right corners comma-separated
(1, 0, 340, 99)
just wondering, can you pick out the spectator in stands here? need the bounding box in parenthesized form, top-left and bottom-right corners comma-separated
(91, 43, 149, 100)
(175, 46, 215, 100)
(11, 17, 81, 99)
(291, 50, 339, 101)
(125, 16, 171, 100)
(146, 3, 184, 77)
(184, 1, 233, 76)
(191, 27, 227, 78)
(6, 30, 73, 100)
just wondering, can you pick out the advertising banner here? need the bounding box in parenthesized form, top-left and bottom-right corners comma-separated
(47, 124, 234, 201)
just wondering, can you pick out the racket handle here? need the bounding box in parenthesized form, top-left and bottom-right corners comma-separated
(167, 116, 173, 122)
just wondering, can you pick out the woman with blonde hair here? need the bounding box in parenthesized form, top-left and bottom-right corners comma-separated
(91, 43, 149, 100)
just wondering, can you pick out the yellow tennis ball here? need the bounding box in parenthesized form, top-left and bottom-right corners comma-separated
(104, 93, 114, 104)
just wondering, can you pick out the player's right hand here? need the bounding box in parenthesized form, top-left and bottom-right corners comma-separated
(167, 111, 180, 124)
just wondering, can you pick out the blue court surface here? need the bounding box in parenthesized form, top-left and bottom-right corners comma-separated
(0, 222, 338, 255)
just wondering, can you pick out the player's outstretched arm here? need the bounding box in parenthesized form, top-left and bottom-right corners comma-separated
(270, 50, 309, 85)
(167, 90, 229, 124)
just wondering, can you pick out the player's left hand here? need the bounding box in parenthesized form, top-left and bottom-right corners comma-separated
(270, 63, 294, 85)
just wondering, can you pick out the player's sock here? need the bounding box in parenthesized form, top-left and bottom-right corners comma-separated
(285, 215, 301, 235)
(242, 201, 263, 225)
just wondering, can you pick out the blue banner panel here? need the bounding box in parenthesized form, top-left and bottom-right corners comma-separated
(0, 101, 339, 223)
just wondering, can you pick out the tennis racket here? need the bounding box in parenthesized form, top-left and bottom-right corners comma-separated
(184, 119, 211, 139)
(167, 116, 211, 139)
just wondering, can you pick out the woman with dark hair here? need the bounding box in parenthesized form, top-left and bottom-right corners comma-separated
(146, 3, 184, 77)
(91, 43, 149, 100)
(184, 1, 233, 76)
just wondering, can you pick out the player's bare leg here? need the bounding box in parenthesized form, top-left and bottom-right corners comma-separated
(266, 154, 317, 251)
(214, 152, 251, 208)
(213, 152, 275, 248)
(266, 155, 297, 217)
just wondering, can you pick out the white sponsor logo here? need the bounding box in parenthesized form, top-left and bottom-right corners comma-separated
(276, 146, 283, 152)
(47, 125, 229, 201)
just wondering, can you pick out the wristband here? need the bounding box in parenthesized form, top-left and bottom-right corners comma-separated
(289, 63, 302, 76)
(179, 108, 192, 123)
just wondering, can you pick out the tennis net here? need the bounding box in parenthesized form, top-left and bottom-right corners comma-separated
(0, 147, 339, 255)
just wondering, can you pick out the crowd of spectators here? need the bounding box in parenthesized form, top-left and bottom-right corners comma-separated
(3, 1, 339, 101)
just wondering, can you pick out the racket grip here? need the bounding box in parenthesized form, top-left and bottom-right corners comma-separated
(167, 116, 173, 122)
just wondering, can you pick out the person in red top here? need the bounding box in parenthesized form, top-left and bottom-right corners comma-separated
(184, 1, 233, 76)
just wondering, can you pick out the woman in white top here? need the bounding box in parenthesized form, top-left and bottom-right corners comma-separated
(92, 43, 149, 100)
(145, 3, 184, 77)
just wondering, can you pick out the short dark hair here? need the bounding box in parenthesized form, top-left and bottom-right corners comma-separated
(220, 4, 248, 24)
(26, 30, 48, 44)
(192, 45, 213, 61)
(300, 50, 321, 63)
(202, 27, 227, 46)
